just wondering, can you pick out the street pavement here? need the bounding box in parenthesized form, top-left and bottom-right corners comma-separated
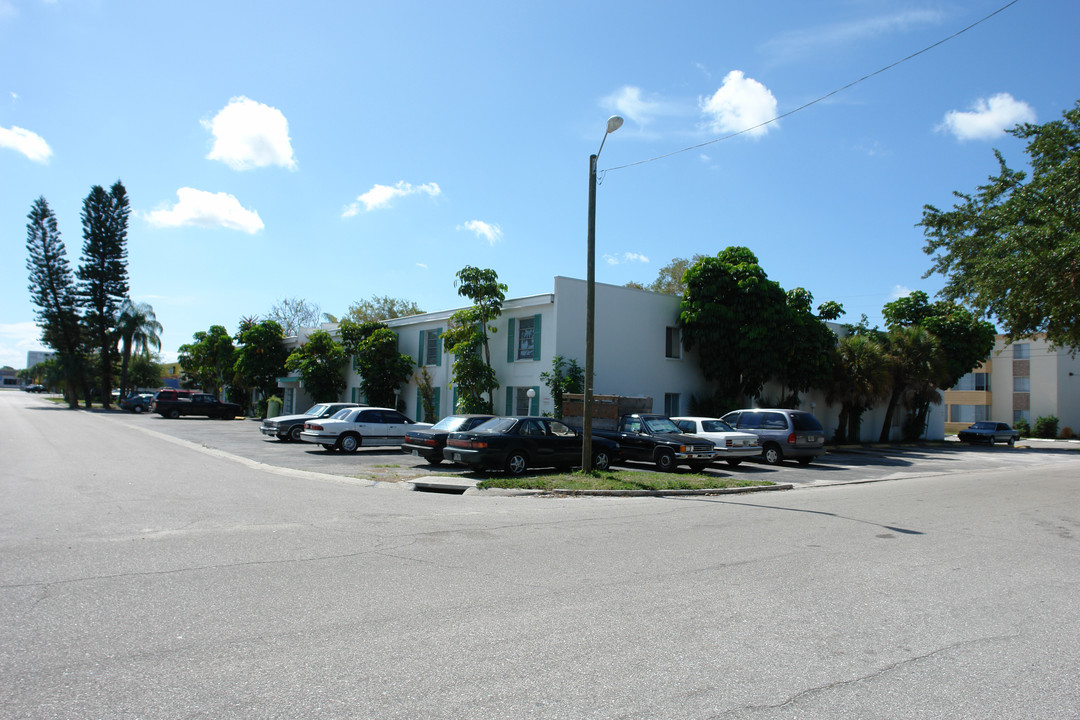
(2, 390, 1079, 719)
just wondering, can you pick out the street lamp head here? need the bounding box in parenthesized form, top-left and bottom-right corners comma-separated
(606, 115, 624, 134)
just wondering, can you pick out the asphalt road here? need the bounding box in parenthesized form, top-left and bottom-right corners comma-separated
(2, 391, 1079, 719)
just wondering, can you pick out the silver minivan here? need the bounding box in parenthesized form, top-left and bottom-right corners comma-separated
(720, 408, 825, 465)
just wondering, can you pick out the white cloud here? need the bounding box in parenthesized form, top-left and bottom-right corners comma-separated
(700, 71, 779, 138)
(939, 93, 1036, 141)
(0, 321, 48, 369)
(203, 96, 297, 170)
(605, 86, 663, 127)
(342, 181, 441, 216)
(891, 285, 912, 300)
(458, 220, 503, 246)
(762, 10, 943, 63)
(0, 125, 52, 162)
(603, 252, 651, 265)
(145, 188, 264, 234)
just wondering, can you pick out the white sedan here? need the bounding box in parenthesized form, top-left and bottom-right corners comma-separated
(671, 416, 761, 466)
(300, 406, 431, 452)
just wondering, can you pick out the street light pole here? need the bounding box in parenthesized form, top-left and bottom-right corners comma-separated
(582, 115, 623, 472)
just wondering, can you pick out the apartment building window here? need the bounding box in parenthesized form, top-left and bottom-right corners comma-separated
(419, 329, 442, 367)
(950, 405, 988, 423)
(1013, 376, 1031, 392)
(506, 386, 540, 415)
(1013, 343, 1029, 359)
(506, 315, 542, 362)
(665, 327, 681, 359)
(1013, 409, 1030, 424)
(952, 372, 990, 391)
(664, 393, 680, 416)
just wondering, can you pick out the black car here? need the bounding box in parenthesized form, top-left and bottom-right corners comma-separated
(259, 402, 361, 442)
(23, 384, 46, 393)
(957, 421, 1020, 446)
(444, 416, 620, 475)
(402, 414, 496, 465)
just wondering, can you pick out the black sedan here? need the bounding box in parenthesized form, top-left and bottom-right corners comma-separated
(443, 416, 619, 475)
(402, 414, 496, 465)
(957, 421, 1020, 446)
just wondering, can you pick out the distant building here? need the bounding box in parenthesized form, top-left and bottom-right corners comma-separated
(944, 335, 1080, 436)
(1, 366, 17, 388)
(26, 350, 56, 368)
(161, 363, 182, 389)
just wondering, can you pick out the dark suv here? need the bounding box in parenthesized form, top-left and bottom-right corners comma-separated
(721, 408, 825, 465)
(151, 388, 194, 412)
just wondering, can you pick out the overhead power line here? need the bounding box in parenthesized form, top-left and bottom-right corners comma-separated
(603, 0, 1022, 174)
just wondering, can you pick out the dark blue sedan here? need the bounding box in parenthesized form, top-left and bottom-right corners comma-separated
(444, 416, 619, 475)
(957, 422, 1020, 446)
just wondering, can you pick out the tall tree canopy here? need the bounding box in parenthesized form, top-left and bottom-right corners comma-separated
(115, 299, 162, 397)
(920, 100, 1080, 352)
(267, 297, 322, 336)
(76, 180, 130, 407)
(342, 295, 423, 324)
(339, 319, 413, 408)
(25, 196, 85, 408)
(444, 266, 506, 413)
(626, 255, 706, 295)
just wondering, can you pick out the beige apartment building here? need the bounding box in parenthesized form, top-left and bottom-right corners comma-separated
(944, 335, 1080, 436)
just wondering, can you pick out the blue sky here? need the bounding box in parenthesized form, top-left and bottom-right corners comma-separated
(2, 0, 1077, 369)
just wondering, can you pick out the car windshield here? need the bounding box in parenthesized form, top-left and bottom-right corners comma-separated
(791, 413, 824, 431)
(701, 420, 735, 433)
(331, 408, 354, 420)
(304, 404, 330, 416)
(644, 417, 682, 434)
(472, 418, 518, 434)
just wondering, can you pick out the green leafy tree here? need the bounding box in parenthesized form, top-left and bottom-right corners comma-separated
(178, 325, 236, 396)
(234, 319, 289, 412)
(680, 247, 791, 409)
(627, 255, 707, 295)
(776, 288, 839, 407)
(539, 355, 584, 418)
(127, 353, 164, 390)
(877, 326, 947, 442)
(338, 319, 413, 407)
(343, 295, 423, 324)
(25, 197, 87, 408)
(920, 100, 1080, 352)
(76, 181, 130, 408)
(115, 299, 162, 398)
(284, 329, 346, 402)
(443, 267, 506, 413)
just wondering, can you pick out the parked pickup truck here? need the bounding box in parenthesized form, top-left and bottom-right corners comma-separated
(155, 393, 241, 420)
(588, 413, 716, 472)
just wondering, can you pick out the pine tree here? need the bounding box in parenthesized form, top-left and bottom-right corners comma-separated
(76, 181, 130, 408)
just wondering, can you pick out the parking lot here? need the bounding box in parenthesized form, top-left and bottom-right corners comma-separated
(99, 408, 1080, 488)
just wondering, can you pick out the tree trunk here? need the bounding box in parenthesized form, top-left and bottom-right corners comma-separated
(878, 387, 904, 443)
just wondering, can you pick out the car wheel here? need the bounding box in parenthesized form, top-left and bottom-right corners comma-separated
(797, 457, 812, 466)
(654, 449, 676, 473)
(321, 443, 336, 452)
(1008, 436, 1016, 447)
(288, 425, 302, 442)
(592, 449, 612, 472)
(339, 434, 361, 453)
(425, 456, 443, 465)
(167, 409, 180, 420)
(504, 451, 528, 476)
(726, 459, 742, 467)
(133, 405, 143, 414)
(762, 444, 783, 465)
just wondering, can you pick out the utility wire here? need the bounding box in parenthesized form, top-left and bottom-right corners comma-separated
(602, 0, 1021, 174)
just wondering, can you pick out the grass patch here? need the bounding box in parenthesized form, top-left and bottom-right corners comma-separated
(477, 469, 774, 492)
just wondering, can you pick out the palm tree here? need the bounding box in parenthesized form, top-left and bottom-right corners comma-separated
(825, 334, 889, 442)
(878, 326, 946, 442)
(115, 299, 162, 397)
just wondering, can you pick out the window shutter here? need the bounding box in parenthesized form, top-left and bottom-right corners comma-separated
(416, 388, 422, 421)
(530, 386, 540, 415)
(507, 318, 516, 362)
(532, 314, 542, 362)
(435, 327, 443, 366)
(505, 387, 514, 415)
(417, 331, 424, 366)
(433, 387, 441, 419)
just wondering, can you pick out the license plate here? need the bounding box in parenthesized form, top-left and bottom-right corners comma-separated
(412, 449, 419, 456)
(454, 453, 462, 463)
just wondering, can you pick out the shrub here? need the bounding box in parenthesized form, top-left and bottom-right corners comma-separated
(1013, 417, 1031, 436)
(1033, 415, 1059, 439)
(1060, 426, 1075, 439)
